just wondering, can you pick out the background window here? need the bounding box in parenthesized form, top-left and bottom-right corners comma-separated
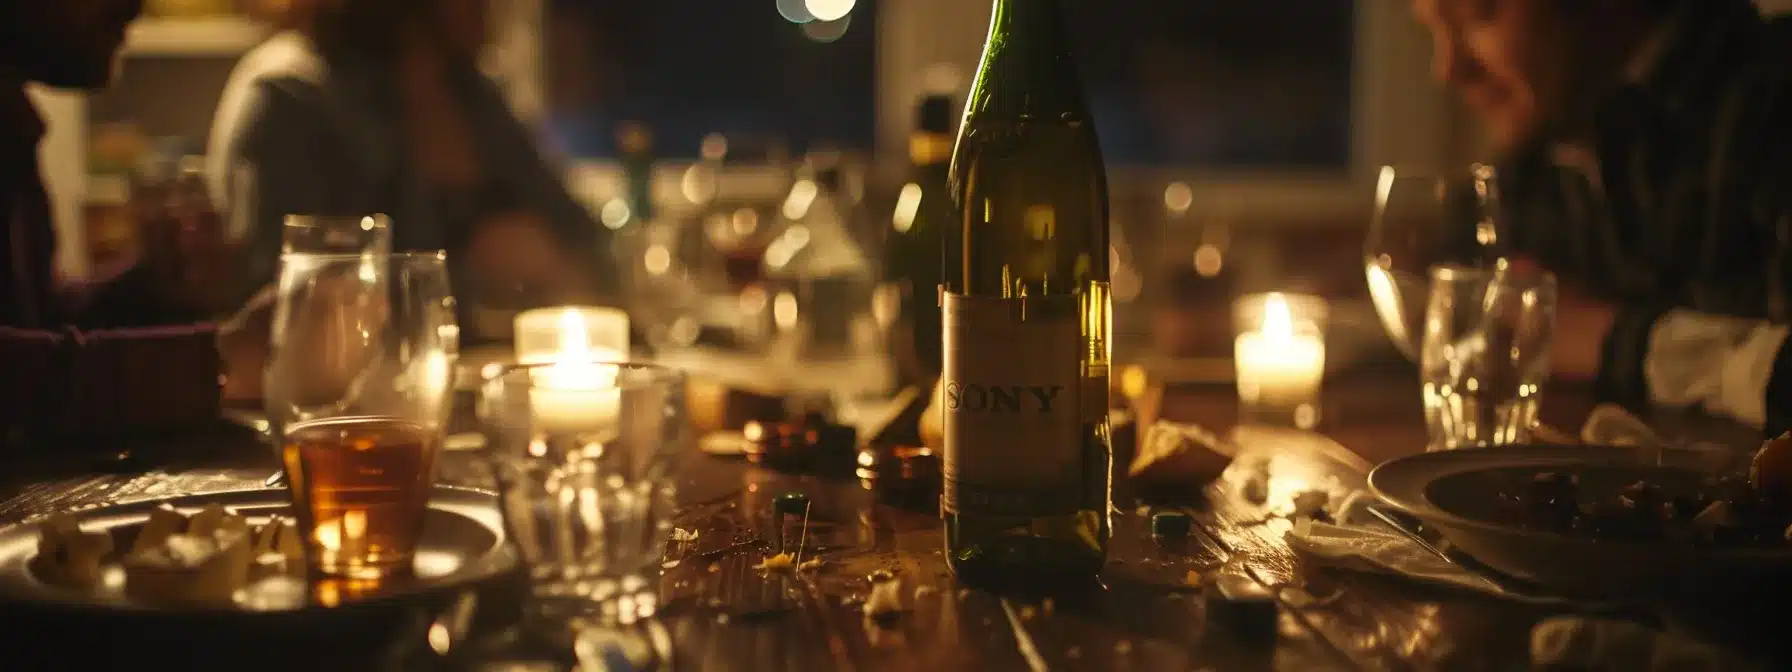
(1070, 0, 1356, 169)
(544, 0, 879, 159)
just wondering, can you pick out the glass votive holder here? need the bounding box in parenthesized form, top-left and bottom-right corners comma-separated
(514, 306, 630, 365)
(1232, 292, 1327, 430)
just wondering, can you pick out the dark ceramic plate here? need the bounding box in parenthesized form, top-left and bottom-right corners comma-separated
(1370, 445, 1792, 598)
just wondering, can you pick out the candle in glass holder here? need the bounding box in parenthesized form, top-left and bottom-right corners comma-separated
(515, 308, 629, 434)
(514, 306, 629, 365)
(1234, 293, 1325, 429)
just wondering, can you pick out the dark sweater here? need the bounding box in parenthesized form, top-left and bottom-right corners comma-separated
(1490, 0, 1792, 435)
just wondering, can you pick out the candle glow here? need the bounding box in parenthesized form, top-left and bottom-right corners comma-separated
(524, 308, 626, 435)
(1235, 293, 1326, 429)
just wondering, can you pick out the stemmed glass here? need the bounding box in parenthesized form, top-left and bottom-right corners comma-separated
(1364, 165, 1504, 359)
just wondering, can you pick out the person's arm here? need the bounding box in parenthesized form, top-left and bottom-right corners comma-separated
(472, 75, 618, 300)
(1597, 204, 1792, 433)
(219, 78, 351, 303)
(202, 77, 363, 401)
(0, 324, 222, 438)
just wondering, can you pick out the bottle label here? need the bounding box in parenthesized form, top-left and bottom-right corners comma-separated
(941, 292, 1084, 518)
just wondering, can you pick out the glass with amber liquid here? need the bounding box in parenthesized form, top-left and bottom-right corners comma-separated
(265, 252, 457, 581)
(942, 0, 1112, 588)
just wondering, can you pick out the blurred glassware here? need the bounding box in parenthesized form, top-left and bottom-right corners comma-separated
(264, 251, 457, 437)
(763, 153, 882, 364)
(622, 133, 795, 353)
(479, 361, 686, 626)
(1420, 264, 1556, 450)
(1137, 182, 1237, 366)
(283, 214, 392, 257)
(82, 174, 136, 271)
(1365, 165, 1504, 361)
(134, 155, 236, 316)
(884, 94, 955, 383)
(264, 251, 457, 580)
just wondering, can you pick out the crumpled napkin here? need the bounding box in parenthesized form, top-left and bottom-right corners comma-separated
(1283, 502, 1504, 596)
(1530, 616, 1763, 671)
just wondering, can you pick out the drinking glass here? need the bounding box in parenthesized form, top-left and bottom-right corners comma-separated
(479, 361, 687, 625)
(1365, 165, 1503, 360)
(1420, 264, 1557, 450)
(264, 252, 458, 580)
(283, 214, 392, 256)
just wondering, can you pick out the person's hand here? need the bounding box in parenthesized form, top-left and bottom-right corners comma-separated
(218, 286, 275, 403)
(1502, 256, 1614, 382)
(1550, 283, 1618, 382)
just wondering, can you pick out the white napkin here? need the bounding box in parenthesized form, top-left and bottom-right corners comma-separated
(1282, 493, 1505, 597)
(1284, 514, 1504, 596)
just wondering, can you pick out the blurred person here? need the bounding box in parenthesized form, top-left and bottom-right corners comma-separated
(1411, 0, 1792, 434)
(207, 0, 614, 345)
(0, 0, 248, 435)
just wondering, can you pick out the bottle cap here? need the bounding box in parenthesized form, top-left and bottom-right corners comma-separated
(774, 492, 811, 517)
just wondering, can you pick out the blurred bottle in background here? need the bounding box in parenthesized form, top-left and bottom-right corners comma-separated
(617, 121, 656, 225)
(884, 94, 954, 384)
(147, 156, 235, 317)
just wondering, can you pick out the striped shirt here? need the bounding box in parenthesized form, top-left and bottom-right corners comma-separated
(1492, 0, 1792, 435)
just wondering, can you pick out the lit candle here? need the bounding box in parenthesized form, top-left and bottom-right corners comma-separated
(1235, 293, 1325, 429)
(514, 306, 629, 366)
(521, 308, 628, 435)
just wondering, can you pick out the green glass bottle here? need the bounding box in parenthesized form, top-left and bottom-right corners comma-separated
(941, 0, 1112, 588)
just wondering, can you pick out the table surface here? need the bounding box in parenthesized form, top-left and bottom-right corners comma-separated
(0, 371, 1776, 671)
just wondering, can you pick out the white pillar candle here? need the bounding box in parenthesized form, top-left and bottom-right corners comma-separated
(1235, 293, 1325, 424)
(522, 308, 627, 435)
(514, 306, 629, 365)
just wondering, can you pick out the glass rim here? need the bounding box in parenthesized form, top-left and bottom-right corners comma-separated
(280, 250, 448, 264)
(1429, 263, 1558, 288)
(485, 360, 685, 387)
(1375, 163, 1497, 180)
(283, 213, 392, 226)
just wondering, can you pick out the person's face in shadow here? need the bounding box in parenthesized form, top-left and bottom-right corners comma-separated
(1410, 0, 1582, 154)
(0, 0, 144, 89)
(430, 0, 491, 61)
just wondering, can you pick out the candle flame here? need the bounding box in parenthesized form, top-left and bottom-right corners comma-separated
(558, 309, 593, 363)
(1263, 293, 1294, 340)
(543, 309, 613, 390)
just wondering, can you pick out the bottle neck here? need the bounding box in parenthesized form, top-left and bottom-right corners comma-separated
(966, 0, 1085, 121)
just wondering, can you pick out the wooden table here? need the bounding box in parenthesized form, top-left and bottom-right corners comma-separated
(0, 372, 1774, 671)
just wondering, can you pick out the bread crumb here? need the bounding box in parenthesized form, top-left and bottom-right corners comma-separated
(754, 553, 796, 571)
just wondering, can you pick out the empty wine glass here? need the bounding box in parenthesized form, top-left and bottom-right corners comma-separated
(1364, 165, 1503, 360)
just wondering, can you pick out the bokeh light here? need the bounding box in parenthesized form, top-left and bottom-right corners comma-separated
(805, 0, 856, 22)
(775, 0, 814, 23)
(801, 15, 851, 43)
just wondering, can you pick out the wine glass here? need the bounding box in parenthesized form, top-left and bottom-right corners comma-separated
(1364, 164, 1503, 360)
